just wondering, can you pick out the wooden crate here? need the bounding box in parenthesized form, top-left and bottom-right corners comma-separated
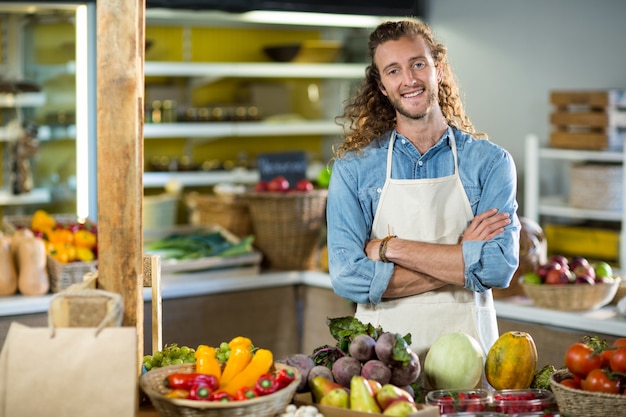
(549, 90, 626, 150)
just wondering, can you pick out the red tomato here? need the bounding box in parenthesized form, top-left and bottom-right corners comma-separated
(612, 338, 626, 349)
(560, 378, 581, 390)
(267, 176, 289, 192)
(610, 347, 626, 373)
(580, 368, 621, 394)
(565, 343, 604, 379)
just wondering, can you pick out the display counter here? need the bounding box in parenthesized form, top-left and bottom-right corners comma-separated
(1, 270, 624, 363)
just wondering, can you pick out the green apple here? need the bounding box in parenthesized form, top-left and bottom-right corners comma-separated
(594, 262, 613, 279)
(520, 271, 542, 285)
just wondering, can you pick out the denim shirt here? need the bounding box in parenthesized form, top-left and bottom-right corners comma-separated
(326, 127, 521, 305)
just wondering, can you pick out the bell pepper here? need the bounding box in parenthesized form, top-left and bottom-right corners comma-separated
(209, 391, 235, 402)
(164, 373, 219, 390)
(228, 336, 253, 350)
(31, 210, 56, 233)
(165, 389, 190, 399)
(188, 383, 212, 401)
(73, 229, 97, 250)
(255, 373, 279, 396)
(219, 348, 274, 396)
(219, 344, 252, 387)
(235, 386, 258, 401)
(195, 345, 222, 380)
(275, 367, 296, 389)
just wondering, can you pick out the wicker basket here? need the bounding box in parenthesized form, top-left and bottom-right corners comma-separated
(185, 192, 252, 239)
(521, 278, 621, 311)
(2, 214, 98, 293)
(550, 369, 626, 417)
(139, 363, 300, 417)
(612, 281, 626, 304)
(569, 163, 622, 211)
(243, 190, 327, 270)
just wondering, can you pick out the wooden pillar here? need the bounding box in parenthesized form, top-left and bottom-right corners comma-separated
(96, 0, 145, 367)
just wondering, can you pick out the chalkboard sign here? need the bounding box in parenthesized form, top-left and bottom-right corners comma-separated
(257, 151, 308, 187)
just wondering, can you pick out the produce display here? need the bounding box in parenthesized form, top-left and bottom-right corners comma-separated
(144, 229, 254, 261)
(520, 254, 616, 286)
(142, 336, 298, 403)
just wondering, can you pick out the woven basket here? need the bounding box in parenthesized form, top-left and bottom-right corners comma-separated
(185, 192, 252, 239)
(521, 278, 621, 311)
(2, 214, 98, 293)
(569, 163, 622, 211)
(612, 281, 626, 304)
(550, 369, 626, 417)
(243, 190, 327, 270)
(139, 363, 300, 417)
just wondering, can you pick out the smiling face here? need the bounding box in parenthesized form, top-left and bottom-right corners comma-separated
(374, 35, 442, 125)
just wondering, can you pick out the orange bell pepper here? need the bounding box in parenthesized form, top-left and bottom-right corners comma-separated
(74, 229, 97, 250)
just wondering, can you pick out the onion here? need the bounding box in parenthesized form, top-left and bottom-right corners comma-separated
(424, 331, 484, 390)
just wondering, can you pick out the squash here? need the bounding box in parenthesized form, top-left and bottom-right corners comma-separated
(16, 235, 50, 296)
(485, 331, 538, 390)
(9, 228, 35, 275)
(0, 233, 18, 295)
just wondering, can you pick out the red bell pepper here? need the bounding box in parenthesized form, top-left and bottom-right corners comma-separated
(255, 373, 279, 396)
(164, 373, 219, 391)
(275, 368, 296, 389)
(209, 391, 235, 402)
(188, 384, 212, 401)
(235, 386, 258, 401)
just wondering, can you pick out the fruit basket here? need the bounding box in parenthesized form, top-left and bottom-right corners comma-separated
(140, 363, 300, 417)
(242, 190, 327, 270)
(550, 369, 626, 417)
(520, 278, 621, 311)
(611, 280, 626, 304)
(2, 214, 98, 292)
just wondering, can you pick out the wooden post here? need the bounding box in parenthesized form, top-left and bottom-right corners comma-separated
(96, 0, 145, 370)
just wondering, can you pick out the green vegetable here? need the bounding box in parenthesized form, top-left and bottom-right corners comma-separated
(530, 364, 558, 390)
(145, 231, 254, 260)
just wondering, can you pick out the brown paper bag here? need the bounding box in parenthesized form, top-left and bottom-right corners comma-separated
(0, 288, 138, 417)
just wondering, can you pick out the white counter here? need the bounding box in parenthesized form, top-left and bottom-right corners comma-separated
(1, 270, 625, 337)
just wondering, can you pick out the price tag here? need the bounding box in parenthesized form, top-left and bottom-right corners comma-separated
(257, 151, 308, 185)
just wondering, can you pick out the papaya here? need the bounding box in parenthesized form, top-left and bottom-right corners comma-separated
(485, 331, 538, 390)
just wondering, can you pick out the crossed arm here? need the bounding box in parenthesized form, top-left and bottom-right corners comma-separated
(364, 208, 511, 299)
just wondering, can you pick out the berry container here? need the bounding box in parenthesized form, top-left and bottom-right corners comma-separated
(491, 389, 557, 414)
(425, 389, 491, 414)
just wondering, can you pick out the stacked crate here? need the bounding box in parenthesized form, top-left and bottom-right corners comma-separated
(550, 89, 626, 150)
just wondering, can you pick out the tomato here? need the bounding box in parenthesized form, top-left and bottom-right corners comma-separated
(560, 378, 581, 390)
(565, 342, 604, 379)
(610, 347, 626, 373)
(612, 338, 626, 349)
(580, 368, 621, 394)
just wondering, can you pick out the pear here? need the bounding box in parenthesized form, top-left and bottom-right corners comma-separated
(319, 387, 350, 409)
(350, 375, 381, 413)
(376, 384, 415, 410)
(383, 400, 419, 416)
(310, 375, 347, 403)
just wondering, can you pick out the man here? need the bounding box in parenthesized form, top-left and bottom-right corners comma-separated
(326, 19, 520, 374)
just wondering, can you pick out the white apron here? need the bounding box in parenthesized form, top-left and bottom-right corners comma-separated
(355, 128, 498, 386)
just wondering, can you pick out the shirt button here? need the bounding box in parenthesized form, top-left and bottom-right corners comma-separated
(376, 188, 382, 193)
(418, 160, 423, 166)
(401, 139, 406, 144)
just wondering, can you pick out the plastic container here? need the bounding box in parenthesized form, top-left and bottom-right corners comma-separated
(426, 389, 491, 415)
(492, 389, 556, 414)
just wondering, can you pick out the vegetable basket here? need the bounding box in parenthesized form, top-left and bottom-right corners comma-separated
(185, 192, 252, 239)
(242, 190, 327, 270)
(139, 363, 300, 417)
(550, 369, 626, 417)
(2, 214, 98, 293)
(520, 278, 621, 311)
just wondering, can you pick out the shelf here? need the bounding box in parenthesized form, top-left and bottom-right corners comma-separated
(144, 120, 342, 139)
(539, 147, 625, 163)
(0, 188, 51, 206)
(143, 169, 259, 188)
(0, 92, 46, 108)
(538, 195, 623, 221)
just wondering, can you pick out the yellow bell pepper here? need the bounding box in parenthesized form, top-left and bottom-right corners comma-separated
(73, 229, 97, 250)
(31, 210, 56, 233)
(219, 344, 252, 387)
(219, 348, 274, 396)
(195, 345, 222, 380)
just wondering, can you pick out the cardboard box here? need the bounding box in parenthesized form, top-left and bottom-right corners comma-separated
(293, 393, 440, 417)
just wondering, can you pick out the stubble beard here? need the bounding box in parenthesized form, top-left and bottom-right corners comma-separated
(392, 89, 438, 121)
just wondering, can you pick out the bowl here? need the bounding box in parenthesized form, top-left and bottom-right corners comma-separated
(263, 40, 342, 63)
(425, 389, 491, 414)
(611, 279, 626, 304)
(139, 362, 300, 417)
(520, 277, 621, 311)
(492, 389, 556, 414)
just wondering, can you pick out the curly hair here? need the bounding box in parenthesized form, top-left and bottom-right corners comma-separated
(334, 19, 486, 158)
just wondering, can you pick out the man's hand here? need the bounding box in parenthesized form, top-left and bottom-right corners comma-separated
(461, 208, 510, 243)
